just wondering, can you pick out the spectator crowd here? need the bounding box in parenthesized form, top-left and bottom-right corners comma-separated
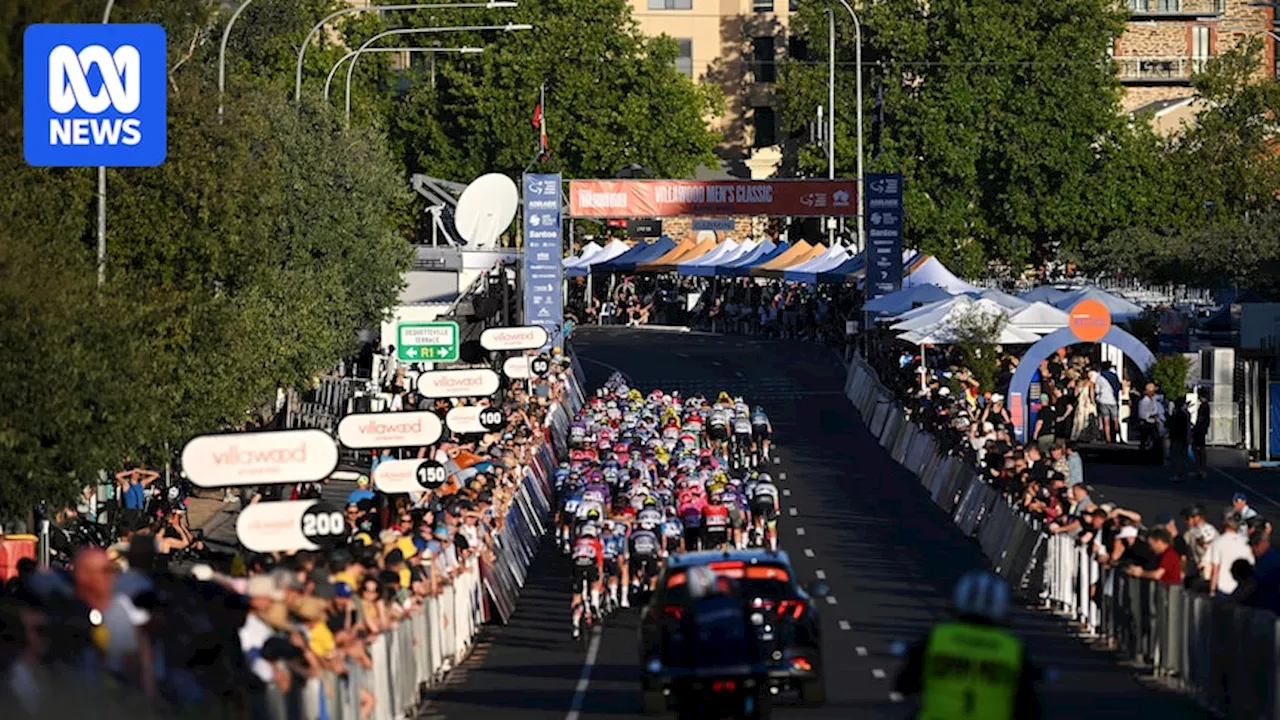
(0, 349, 578, 720)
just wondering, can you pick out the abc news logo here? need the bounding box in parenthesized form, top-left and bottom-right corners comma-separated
(24, 24, 167, 168)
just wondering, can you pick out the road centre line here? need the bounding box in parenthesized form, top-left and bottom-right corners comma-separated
(796, 527, 806, 536)
(783, 489, 791, 497)
(889, 692, 905, 702)
(856, 646, 868, 656)
(804, 548, 815, 557)
(564, 626, 602, 720)
(825, 596, 838, 605)
(872, 668, 886, 679)
(779, 472, 787, 480)
(838, 620, 851, 631)
(814, 569, 826, 580)
(788, 507, 798, 516)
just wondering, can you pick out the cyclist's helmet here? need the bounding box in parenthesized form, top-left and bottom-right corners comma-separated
(952, 569, 1011, 623)
(642, 495, 658, 508)
(580, 523, 599, 538)
(754, 405, 766, 415)
(586, 508, 602, 522)
(757, 473, 772, 484)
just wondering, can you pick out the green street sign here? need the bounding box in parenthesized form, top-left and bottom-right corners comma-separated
(397, 321, 459, 362)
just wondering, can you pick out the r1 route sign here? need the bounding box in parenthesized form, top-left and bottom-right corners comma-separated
(397, 321, 459, 362)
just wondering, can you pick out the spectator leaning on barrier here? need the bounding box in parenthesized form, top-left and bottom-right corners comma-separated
(1206, 517, 1253, 599)
(1180, 505, 1218, 592)
(1126, 527, 1182, 586)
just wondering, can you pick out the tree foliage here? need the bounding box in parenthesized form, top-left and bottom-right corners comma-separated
(780, 0, 1133, 276)
(951, 307, 1007, 394)
(1150, 354, 1191, 399)
(387, 0, 722, 185)
(0, 0, 411, 514)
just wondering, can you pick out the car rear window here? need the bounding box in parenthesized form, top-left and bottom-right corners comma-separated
(663, 561, 793, 604)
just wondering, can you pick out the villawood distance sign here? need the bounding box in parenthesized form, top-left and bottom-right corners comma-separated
(336, 410, 443, 449)
(181, 428, 339, 488)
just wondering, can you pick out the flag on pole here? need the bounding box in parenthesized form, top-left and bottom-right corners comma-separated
(532, 84, 549, 158)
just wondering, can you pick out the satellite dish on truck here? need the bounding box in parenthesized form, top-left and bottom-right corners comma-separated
(454, 173, 519, 249)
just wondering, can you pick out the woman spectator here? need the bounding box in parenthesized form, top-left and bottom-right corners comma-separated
(1072, 374, 1097, 441)
(981, 394, 1012, 434)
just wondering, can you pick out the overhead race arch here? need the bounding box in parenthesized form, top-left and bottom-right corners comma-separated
(1007, 301, 1155, 442)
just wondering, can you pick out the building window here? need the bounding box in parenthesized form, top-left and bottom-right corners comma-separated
(676, 39, 693, 78)
(648, 0, 692, 9)
(789, 34, 810, 61)
(1191, 25, 1210, 73)
(753, 37, 776, 83)
(790, 0, 799, 10)
(754, 0, 774, 11)
(753, 106, 777, 147)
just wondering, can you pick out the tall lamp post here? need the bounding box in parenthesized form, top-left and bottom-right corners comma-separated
(324, 46, 485, 103)
(98, 0, 115, 287)
(832, 0, 864, 253)
(218, 0, 257, 118)
(295, 1, 517, 104)
(345, 23, 532, 124)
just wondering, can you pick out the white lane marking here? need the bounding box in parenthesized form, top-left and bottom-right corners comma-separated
(773, 456, 781, 465)
(565, 625, 602, 720)
(574, 355, 633, 385)
(856, 646, 868, 656)
(675, 352, 689, 359)
(825, 595, 838, 605)
(1212, 467, 1280, 508)
(814, 569, 826, 580)
(788, 507, 798, 516)
(782, 489, 791, 497)
(796, 527, 806, 536)
(779, 472, 787, 480)
(890, 692, 904, 703)
(838, 620, 851, 631)
(872, 668, 886, 679)
(803, 548, 815, 557)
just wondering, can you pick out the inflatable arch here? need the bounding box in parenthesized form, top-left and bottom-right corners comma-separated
(1007, 325, 1155, 443)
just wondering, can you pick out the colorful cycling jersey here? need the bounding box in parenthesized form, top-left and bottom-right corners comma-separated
(563, 493, 584, 514)
(576, 500, 604, 520)
(602, 533, 626, 559)
(679, 503, 703, 528)
(662, 425, 680, 440)
(636, 508, 663, 526)
(733, 416, 753, 434)
(708, 408, 728, 428)
(751, 483, 778, 501)
(751, 411, 770, 427)
(570, 425, 586, 443)
(572, 537, 603, 567)
(629, 529, 660, 557)
(703, 504, 730, 528)
(663, 518, 684, 538)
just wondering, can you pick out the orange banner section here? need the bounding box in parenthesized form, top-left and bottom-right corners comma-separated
(568, 179, 858, 218)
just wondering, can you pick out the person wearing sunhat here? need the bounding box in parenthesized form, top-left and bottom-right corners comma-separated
(347, 476, 375, 505)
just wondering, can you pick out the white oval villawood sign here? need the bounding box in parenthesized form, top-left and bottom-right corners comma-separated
(445, 405, 486, 434)
(502, 356, 532, 380)
(417, 368, 501, 398)
(480, 325, 549, 352)
(182, 429, 338, 488)
(336, 411, 442, 449)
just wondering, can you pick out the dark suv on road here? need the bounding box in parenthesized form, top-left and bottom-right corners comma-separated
(637, 549, 827, 713)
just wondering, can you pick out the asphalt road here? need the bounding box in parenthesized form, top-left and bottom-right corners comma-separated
(420, 327, 1207, 720)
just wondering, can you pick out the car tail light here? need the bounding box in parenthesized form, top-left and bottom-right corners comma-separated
(663, 605, 683, 620)
(711, 680, 737, 693)
(776, 600, 805, 619)
(791, 657, 812, 672)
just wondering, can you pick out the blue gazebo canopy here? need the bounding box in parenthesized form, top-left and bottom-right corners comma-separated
(719, 241, 790, 277)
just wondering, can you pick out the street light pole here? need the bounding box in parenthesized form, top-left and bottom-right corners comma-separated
(295, 1, 517, 104)
(834, 0, 864, 253)
(827, 8, 835, 246)
(98, 0, 115, 288)
(218, 0, 257, 119)
(344, 23, 531, 125)
(324, 46, 484, 103)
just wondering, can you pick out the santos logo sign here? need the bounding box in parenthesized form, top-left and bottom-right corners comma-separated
(24, 24, 167, 167)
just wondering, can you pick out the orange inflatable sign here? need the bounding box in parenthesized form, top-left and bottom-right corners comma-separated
(1068, 299, 1111, 343)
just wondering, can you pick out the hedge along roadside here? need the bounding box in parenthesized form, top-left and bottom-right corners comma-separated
(253, 340, 588, 720)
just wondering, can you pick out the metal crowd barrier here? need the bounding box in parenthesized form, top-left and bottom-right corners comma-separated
(844, 353, 1280, 719)
(250, 342, 587, 720)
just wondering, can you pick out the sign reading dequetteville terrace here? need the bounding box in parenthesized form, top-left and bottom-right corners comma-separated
(396, 321, 459, 362)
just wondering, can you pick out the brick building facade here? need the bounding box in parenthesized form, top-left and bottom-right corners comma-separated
(1118, 0, 1274, 112)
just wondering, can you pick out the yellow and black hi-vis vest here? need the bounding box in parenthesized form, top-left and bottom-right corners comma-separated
(920, 621, 1023, 720)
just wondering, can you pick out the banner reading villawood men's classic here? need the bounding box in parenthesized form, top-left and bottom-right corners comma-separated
(523, 173, 563, 350)
(568, 179, 858, 218)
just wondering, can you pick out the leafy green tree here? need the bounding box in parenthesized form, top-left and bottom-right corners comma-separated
(387, 0, 722, 185)
(780, 0, 1131, 276)
(0, 0, 412, 509)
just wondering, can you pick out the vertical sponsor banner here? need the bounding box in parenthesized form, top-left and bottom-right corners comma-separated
(864, 173, 903, 300)
(522, 173, 564, 351)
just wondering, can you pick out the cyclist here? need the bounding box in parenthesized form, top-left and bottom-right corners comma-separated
(558, 479, 584, 554)
(662, 506, 685, 554)
(571, 522, 604, 639)
(895, 570, 1043, 720)
(750, 405, 773, 467)
(731, 409, 754, 470)
(707, 403, 730, 457)
(702, 493, 731, 550)
(629, 517, 663, 596)
(601, 520, 629, 610)
(750, 473, 780, 550)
